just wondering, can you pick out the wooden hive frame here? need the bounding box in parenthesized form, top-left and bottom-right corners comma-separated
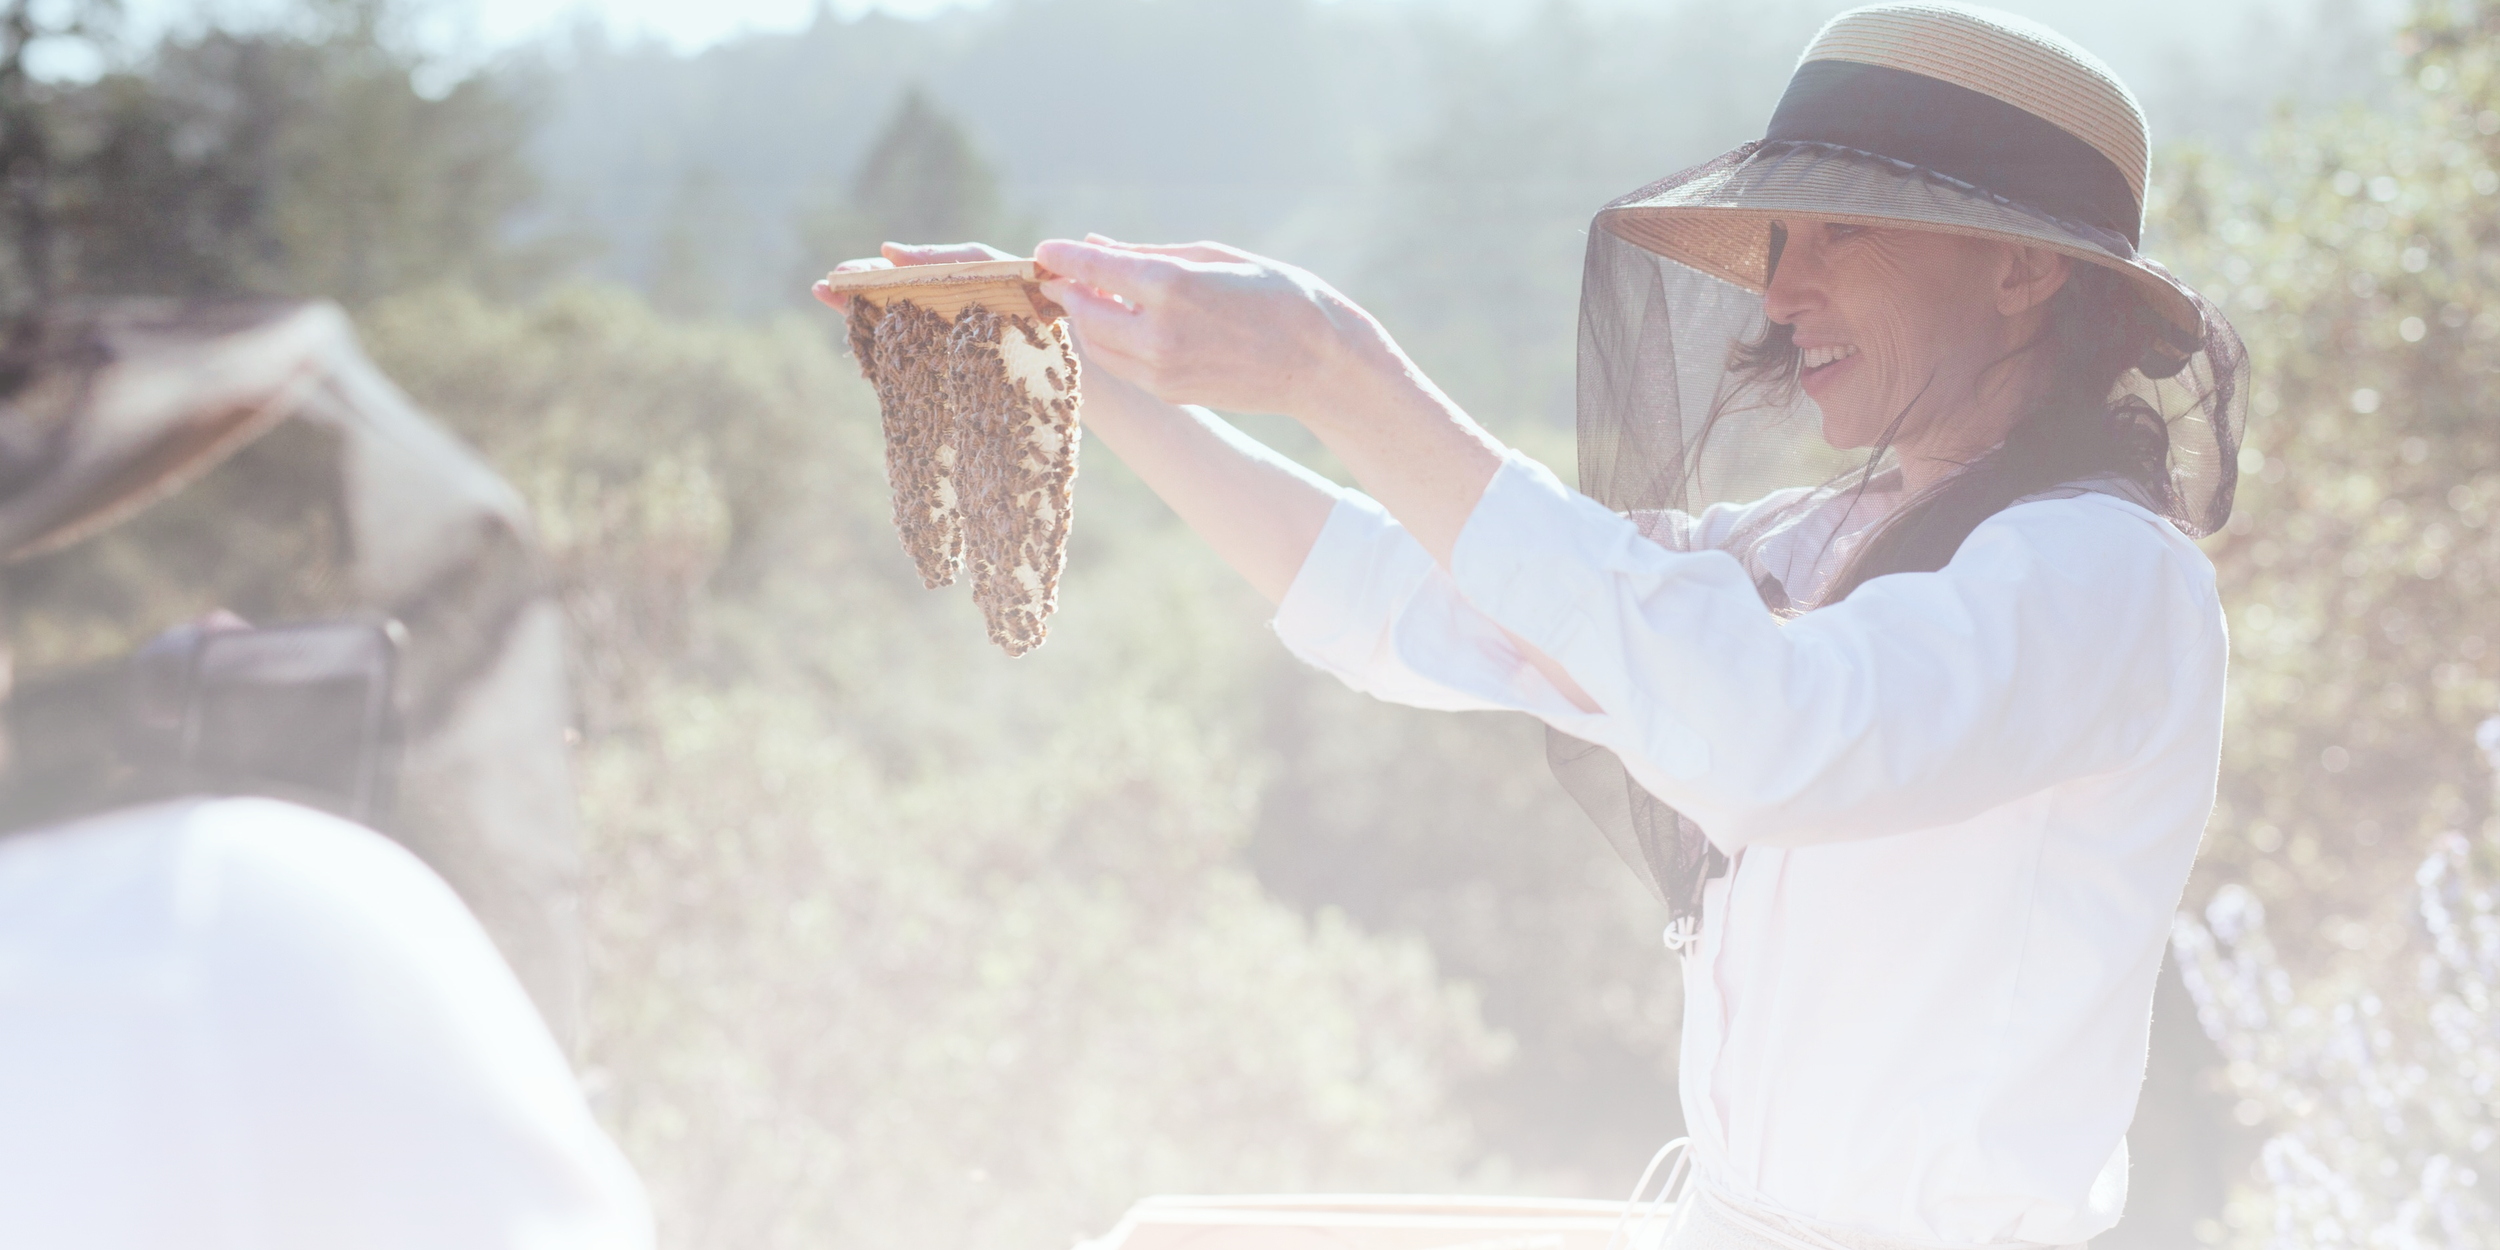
(818, 258, 1060, 320)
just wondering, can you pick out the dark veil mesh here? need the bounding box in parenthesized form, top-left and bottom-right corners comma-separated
(1546, 226, 1818, 942)
(1547, 165, 2247, 948)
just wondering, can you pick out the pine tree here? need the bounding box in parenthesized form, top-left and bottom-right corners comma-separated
(852, 86, 1002, 247)
(792, 85, 1013, 292)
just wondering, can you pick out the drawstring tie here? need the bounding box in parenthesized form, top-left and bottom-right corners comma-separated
(1607, 1138, 1694, 1250)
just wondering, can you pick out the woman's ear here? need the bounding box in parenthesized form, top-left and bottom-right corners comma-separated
(1997, 247, 2071, 316)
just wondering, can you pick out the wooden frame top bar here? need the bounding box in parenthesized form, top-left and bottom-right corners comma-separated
(820, 258, 1057, 320)
(817, 258, 1042, 292)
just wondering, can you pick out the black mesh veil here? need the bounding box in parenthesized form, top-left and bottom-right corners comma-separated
(1547, 145, 2249, 948)
(1546, 224, 1806, 941)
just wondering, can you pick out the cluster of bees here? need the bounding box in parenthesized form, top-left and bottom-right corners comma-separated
(847, 293, 1082, 657)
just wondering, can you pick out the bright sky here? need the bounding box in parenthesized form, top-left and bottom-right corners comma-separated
(463, 0, 978, 53)
(111, 0, 986, 59)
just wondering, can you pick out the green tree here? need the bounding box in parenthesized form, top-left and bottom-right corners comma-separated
(0, 0, 543, 309)
(854, 86, 1004, 245)
(794, 85, 1019, 289)
(2154, 0, 2500, 946)
(0, 0, 121, 312)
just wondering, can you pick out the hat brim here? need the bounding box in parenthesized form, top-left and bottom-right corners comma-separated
(1597, 142, 2206, 369)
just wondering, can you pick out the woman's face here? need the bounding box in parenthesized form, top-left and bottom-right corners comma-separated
(1762, 219, 2069, 467)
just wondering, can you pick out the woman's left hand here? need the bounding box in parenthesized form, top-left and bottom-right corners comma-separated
(1034, 236, 1395, 426)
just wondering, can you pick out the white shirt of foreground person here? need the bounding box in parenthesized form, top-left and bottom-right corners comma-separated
(1273, 452, 2226, 1248)
(0, 797, 652, 1249)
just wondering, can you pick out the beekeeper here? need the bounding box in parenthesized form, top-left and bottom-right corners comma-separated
(836, 3, 2243, 1246)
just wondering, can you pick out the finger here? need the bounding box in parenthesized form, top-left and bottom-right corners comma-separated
(1035, 239, 1183, 305)
(1040, 275, 1143, 329)
(1041, 276, 1160, 367)
(821, 256, 893, 308)
(1060, 322, 1157, 393)
(1093, 239, 1248, 265)
(1082, 232, 1173, 256)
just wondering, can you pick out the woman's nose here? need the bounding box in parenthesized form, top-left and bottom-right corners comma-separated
(1762, 258, 1820, 325)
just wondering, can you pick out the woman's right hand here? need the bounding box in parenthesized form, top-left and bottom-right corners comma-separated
(810, 241, 1017, 310)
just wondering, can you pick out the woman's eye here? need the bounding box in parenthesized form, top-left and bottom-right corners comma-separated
(1823, 223, 1864, 243)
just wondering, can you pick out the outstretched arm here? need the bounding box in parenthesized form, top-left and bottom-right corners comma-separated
(1066, 367, 1342, 606)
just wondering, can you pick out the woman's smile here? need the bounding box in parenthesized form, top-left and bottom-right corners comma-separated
(1798, 341, 1860, 395)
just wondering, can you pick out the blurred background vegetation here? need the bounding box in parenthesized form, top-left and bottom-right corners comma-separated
(0, 0, 2493, 1246)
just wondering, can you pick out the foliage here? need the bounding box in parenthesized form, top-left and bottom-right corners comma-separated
(533, 0, 1432, 313)
(2145, 3, 2500, 1243)
(0, 0, 539, 312)
(1243, 663, 1680, 1175)
(576, 682, 1497, 1249)
(2152, 0, 2500, 951)
(0, 0, 120, 305)
(2173, 718, 2500, 1249)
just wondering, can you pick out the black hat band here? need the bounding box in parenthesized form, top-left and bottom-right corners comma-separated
(1764, 59, 2143, 247)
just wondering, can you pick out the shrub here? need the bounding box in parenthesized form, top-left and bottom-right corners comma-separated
(2175, 716, 2500, 1248)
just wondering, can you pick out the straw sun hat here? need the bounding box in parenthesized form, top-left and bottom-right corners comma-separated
(1601, 1, 2213, 378)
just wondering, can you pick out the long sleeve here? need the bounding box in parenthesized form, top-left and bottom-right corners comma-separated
(1274, 451, 2224, 853)
(1273, 488, 1592, 719)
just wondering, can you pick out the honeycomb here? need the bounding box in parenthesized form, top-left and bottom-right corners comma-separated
(848, 292, 1082, 656)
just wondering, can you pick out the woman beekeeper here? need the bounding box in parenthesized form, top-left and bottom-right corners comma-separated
(823, 3, 2243, 1246)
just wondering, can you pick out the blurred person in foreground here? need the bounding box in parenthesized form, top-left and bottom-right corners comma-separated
(825, 3, 2242, 1248)
(0, 303, 649, 1246)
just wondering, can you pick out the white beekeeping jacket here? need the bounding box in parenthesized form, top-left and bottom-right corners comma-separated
(1271, 451, 2226, 1247)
